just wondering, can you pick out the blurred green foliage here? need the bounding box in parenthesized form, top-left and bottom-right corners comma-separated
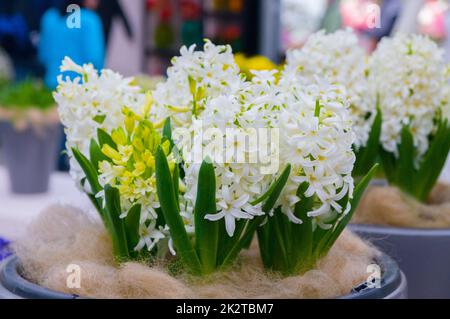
(0, 80, 54, 110)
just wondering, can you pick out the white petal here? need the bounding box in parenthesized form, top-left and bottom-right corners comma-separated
(307, 203, 329, 217)
(286, 209, 303, 224)
(168, 238, 176, 256)
(134, 239, 145, 251)
(221, 185, 232, 203)
(233, 193, 250, 208)
(224, 214, 236, 237)
(231, 208, 253, 220)
(205, 211, 226, 221)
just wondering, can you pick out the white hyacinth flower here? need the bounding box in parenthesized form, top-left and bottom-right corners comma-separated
(369, 33, 449, 161)
(282, 29, 373, 150)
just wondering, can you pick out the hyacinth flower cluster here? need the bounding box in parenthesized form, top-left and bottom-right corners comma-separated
(369, 33, 450, 202)
(56, 41, 376, 277)
(282, 29, 381, 178)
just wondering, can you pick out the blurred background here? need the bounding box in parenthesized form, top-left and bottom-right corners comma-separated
(1, 0, 450, 248)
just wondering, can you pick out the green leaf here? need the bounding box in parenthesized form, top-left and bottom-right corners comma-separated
(239, 225, 254, 249)
(322, 164, 379, 255)
(270, 211, 289, 267)
(104, 185, 129, 259)
(415, 118, 450, 201)
(97, 128, 117, 149)
(163, 117, 176, 153)
(155, 207, 166, 227)
(87, 193, 106, 224)
(194, 161, 218, 274)
(124, 204, 141, 256)
(312, 191, 349, 258)
(249, 185, 275, 206)
(256, 216, 272, 267)
(71, 148, 101, 194)
(396, 126, 415, 192)
(261, 212, 289, 272)
(216, 219, 246, 265)
(89, 139, 109, 170)
(163, 117, 172, 142)
(220, 164, 291, 268)
(262, 164, 291, 213)
(155, 146, 202, 275)
(93, 114, 106, 124)
(172, 164, 180, 211)
(249, 164, 291, 206)
(291, 182, 314, 272)
(353, 109, 381, 177)
(379, 147, 396, 185)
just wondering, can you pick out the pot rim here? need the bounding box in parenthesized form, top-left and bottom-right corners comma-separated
(1, 253, 404, 299)
(0, 257, 79, 299)
(339, 253, 403, 299)
(350, 223, 450, 237)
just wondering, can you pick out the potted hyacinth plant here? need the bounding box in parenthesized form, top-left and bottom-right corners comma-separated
(0, 44, 406, 299)
(0, 80, 60, 194)
(350, 33, 450, 298)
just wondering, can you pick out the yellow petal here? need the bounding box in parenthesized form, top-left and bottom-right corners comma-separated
(111, 127, 127, 146)
(161, 140, 171, 155)
(153, 118, 166, 129)
(188, 75, 196, 96)
(167, 105, 191, 113)
(101, 144, 121, 161)
(142, 92, 153, 115)
(125, 116, 135, 135)
(132, 162, 146, 176)
(196, 86, 206, 100)
(132, 137, 144, 152)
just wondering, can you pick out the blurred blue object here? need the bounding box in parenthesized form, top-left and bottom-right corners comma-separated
(0, 1, 38, 80)
(38, 7, 105, 90)
(0, 13, 29, 48)
(0, 237, 11, 262)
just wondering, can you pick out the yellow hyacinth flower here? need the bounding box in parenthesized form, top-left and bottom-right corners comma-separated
(96, 104, 176, 216)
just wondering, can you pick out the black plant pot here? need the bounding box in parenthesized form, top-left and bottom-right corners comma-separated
(1, 122, 61, 194)
(0, 254, 406, 299)
(350, 224, 450, 298)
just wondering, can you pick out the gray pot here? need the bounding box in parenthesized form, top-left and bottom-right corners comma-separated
(0, 255, 406, 299)
(350, 224, 450, 298)
(0, 122, 61, 194)
(369, 178, 388, 187)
